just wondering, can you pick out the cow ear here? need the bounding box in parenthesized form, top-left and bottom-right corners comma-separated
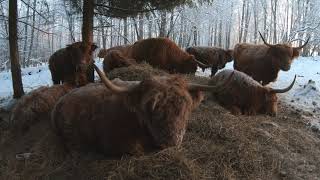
(292, 49, 300, 58)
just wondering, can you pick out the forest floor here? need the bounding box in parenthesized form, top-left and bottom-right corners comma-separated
(0, 59, 320, 179)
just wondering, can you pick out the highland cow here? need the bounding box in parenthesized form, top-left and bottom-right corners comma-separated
(103, 50, 137, 74)
(48, 42, 98, 86)
(51, 64, 233, 156)
(233, 32, 309, 85)
(10, 84, 74, 134)
(98, 45, 131, 59)
(186, 46, 233, 76)
(209, 69, 296, 116)
(127, 38, 209, 74)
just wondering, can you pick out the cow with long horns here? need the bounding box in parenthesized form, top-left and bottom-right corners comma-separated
(233, 32, 309, 85)
(52, 64, 233, 156)
(209, 69, 296, 116)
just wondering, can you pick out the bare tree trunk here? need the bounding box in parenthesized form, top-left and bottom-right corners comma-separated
(218, 20, 222, 47)
(26, 0, 37, 66)
(123, 17, 128, 44)
(159, 11, 167, 37)
(138, 14, 144, 40)
(9, 0, 24, 98)
(22, 0, 30, 68)
(82, 0, 94, 82)
(243, 0, 250, 43)
(239, 0, 246, 42)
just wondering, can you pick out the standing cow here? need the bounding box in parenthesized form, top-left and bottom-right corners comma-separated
(51, 64, 233, 156)
(233, 32, 309, 85)
(209, 69, 296, 116)
(48, 42, 98, 86)
(186, 46, 233, 76)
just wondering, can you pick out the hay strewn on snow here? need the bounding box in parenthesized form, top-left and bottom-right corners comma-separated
(1, 64, 320, 180)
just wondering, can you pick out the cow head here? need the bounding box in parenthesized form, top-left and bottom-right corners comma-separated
(264, 75, 296, 116)
(66, 42, 98, 86)
(259, 32, 309, 71)
(98, 48, 108, 58)
(217, 49, 233, 69)
(93, 64, 233, 148)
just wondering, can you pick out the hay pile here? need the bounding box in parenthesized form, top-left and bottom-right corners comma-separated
(1, 65, 320, 179)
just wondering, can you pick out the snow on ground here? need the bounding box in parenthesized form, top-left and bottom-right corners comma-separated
(0, 57, 319, 128)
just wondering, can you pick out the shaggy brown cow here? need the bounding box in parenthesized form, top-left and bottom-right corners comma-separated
(127, 38, 209, 74)
(103, 50, 137, 74)
(10, 83, 74, 134)
(233, 32, 308, 85)
(51, 64, 233, 156)
(186, 46, 233, 76)
(48, 42, 98, 86)
(98, 45, 131, 58)
(209, 69, 296, 116)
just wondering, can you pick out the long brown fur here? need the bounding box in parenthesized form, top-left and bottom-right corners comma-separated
(186, 46, 233, 76)
(127, 38, 199, 74)
(51, 76, 204, 156)
(48, 42, 98, 86)
(209, 69, 278, 116)
(98, 45, 131, 58)
(103, 50, 137, 74)
(233, 42, 300, 85)
(10, 84, 75, 134)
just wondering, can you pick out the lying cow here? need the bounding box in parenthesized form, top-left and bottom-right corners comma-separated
(51, 64, 233, 156)
(10, 84, 74, 134)
(233, 32, 308, 85)
(103, 50, 137, 74)
(186, 46, 233, 76)
(98, 45, 131, 59)
(209, 69, 296, 116)
(127, 38, 209, 74)
(49, 42, 98, 86)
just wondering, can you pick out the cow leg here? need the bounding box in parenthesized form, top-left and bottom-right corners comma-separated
(51, 74, 61, 85)
(86, 63, 95, 83)
(210, 67, 218, 77)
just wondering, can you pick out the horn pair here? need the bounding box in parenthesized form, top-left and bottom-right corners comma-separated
(93, 64, 233, 93)
(259, 31, 310, 49)
(270, 75, 296, 93)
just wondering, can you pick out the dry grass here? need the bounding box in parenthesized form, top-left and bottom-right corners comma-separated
(1, 65, 320, 180)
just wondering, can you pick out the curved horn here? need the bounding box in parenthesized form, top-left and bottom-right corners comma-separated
(194, 59, 211, 69)
(294, 36, 310, 50)
(270, 75, 296, 93)
(93, 64, 130, 93)
(188, 71, 234, 91)
(259, 31, 274, 47)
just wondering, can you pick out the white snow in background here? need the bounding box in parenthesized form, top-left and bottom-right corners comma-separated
(0, 57, 319, 129)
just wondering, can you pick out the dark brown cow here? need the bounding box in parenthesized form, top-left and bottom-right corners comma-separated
(48, 42, 98, 86)
(186, 46, 233, 76)
(98, 45, 131, 58)
(10, 83, 74, 134)
(127, 38, 209, 74)
(209, 69, 296, 116)
(233, 32, 309, 85)
(52, 64, 233, 156)
(103, 50, 137, 74)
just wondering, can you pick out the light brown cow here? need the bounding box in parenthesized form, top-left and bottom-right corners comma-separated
(51, 64, 233, 156)
(209, 69, 296, 116)
(233, 32, 308, 85)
